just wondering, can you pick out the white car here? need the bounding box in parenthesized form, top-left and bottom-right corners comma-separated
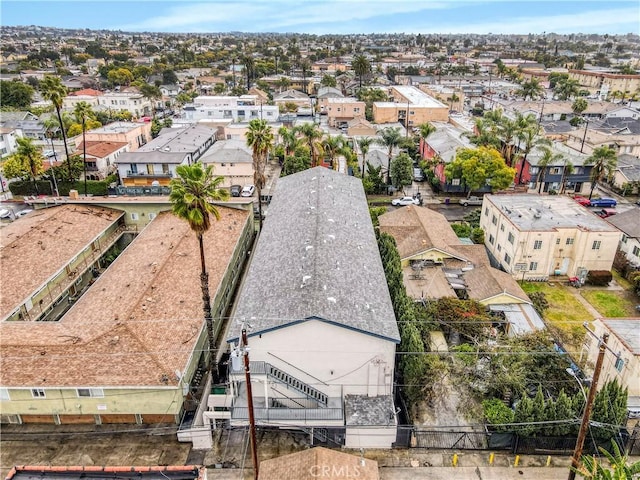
(391, 196, 419, 206)
(0, 208, 11, 219)
(16, 208, 33, 217)
(241, 185, 256, 197)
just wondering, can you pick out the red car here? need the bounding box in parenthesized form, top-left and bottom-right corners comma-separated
(574, 196, 591, 207)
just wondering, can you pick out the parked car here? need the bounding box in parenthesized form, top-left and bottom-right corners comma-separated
(589, 197, 617, 208)
(391, 196, 420, 206)
(459, 196, 483, 207)
(596, 208, 617, 219)
(0, 208, 11, 219)
(573, 196, 591, 207)
(15, 208, 33, 217)
(230, 185, 242, 197)
(241, 184, 255, 197)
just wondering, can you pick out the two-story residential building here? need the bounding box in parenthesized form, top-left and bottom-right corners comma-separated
(184, 95, 279, 124)
(606, 208, 640, 269)
(325, 97, 366, 128)
(62, 88, 103, 110)
(525, 142, 593, 194)
(273, 89, 312, 111)
(116, 125, 216, 187)
(568, 69, 640, 99)
(81, 121, 152, 152)
(0, 111, 47, 141)
(372, 85, 449, 127)
(97, 91, 152, 119)
(200, 139, 254, 188)
(419, 122, 472, 191)
(480, 194, 622, 280)
(207, 167, 400, 449)
(0, 205, 253, 435)
(75, 140, 128, 180)
(0, 127, 20, 158)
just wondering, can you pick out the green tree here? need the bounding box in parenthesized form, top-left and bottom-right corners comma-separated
(352, 54, 371, 90)
(554, 78, 580, 100)
(320, 74, 337, 87)
(139, 83, 162, 115)
(0, 80, 34, 109)
(572, 98, 588, 117)
(445, 146, 516, 197)
(322, 134, 345, 170)
(376, 127, 403, 184)
(107, 67, 134, 86)
(246, 118, 274, 230)
(74, 101, 93, 195)
(574, 439, 640, 479)
(586, 146, 617, 199)
(169, 163, 229, 361)
(591, 378, 628, 441)
(390, 152, 414, 192)
(40, 75, 71, 179)
(514, 394, 536, 436)
(482, 398, 515, 432)
(296, 123, 324, 168)
(535, 146, 564, 194)
(517, 78, 544, 100)
(278, 126, 300, 158)
(15, 137, 44, 194)
(357, 137, 373, 179)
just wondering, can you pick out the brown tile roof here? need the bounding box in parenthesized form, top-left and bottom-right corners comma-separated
(258, 447, 379, 480)
(69, 88, 103, 97)
(378, 206, 467, 260)
(77, 140, 128, 158)
(0, 207, 250, 387)
(0, 205, 124, 319)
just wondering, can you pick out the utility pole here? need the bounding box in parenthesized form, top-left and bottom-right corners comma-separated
(233, 326, 259, 480)
(568, 331, 609, 480)
(580, 119, 589, 153)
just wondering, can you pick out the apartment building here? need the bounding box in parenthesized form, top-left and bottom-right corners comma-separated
(372, 85, 449, 126)
(185, 95, 279, 124)
(326, 97, 366, 128)
(480, 194, 621, 280)
(97, 91, 152, 118)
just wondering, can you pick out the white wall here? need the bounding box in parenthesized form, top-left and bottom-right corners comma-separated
(240, 319, 397, 399)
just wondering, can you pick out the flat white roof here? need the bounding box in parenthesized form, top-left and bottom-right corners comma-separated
(393, 85, 448, 108)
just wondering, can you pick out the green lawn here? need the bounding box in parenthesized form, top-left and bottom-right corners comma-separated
(580, 290, 638, 317)
(520, 281, 593, 351)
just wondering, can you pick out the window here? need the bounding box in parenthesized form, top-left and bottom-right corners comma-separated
(500, 224, 505, 232)
(162, 164, 169, 174)
(31, 388, 46, 398)
(534, 240, 543, 250)
(530, 167, 539, 174)
(529, 261, 538, 271)
(148, 213, 156, 220)
(497, 244, 502, 252)
(485, 207, 489, 216)
(566, 238, 575, 245)
(354, 107, 360, 113)
(130, 212, 139, 221)
(508, 232, 514, 244)
(492, 215, 497, 225)
(77, 388, 104, 398)
(592, 240, 601, 250)
(633, 246, 640, 257)
(489, 234, 495, 245)
(556, 238, 561, 244)
(550, 167, 561, 175)
(621, 235, 627, 244)
(0, 388, 9, 400)
(504, 253, 511, 264)
(614, 357, 624, 372)
(146, 164, 154, 175)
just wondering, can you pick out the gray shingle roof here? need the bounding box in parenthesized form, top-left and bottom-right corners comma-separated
(229, 167, 399, 343)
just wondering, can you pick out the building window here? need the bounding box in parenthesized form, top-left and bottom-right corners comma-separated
(148, 213, 156, 220)
(500, 224, 505, 232)
(31, 388, 46, 398)
(530, 167, 539, 174)
(614, 357, 624, 372)
(131, 212, 139, 221)
(534, 240, 543, 250)
(621, 234, 627, 243)
(497, 244, 502, 252)
(492, 215, 497, 225)
(489, 234, 494, 245)
(484, 207, 489, 216)
(633, 246, 640, 257)
(77, 388, 104, 398)
(566, 238, 575, 245)
(529, 261, 538, 271)
(550, 167, 561, 174)
(556, 238, 561, 244)
(0, 388, 9, 400)
(592, 240, 601, 250)
(504, 253, 511, 264)
(507, 232, 514, 244)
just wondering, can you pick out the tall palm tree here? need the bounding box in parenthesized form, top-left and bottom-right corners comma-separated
(322, 135, 345, 171)
(352, 54, 371, 90)
(517, 78, 544, 100)
(296, 123, 324, 168)
(278, 126, 299, 158)
(357, 137, 373, 179)
(536, 147, 563, 194)
(170, 163, 229, 363)
(586, 146, 617, 199)
(246, 118, 274, 230)
(40, 75, 71, 179)
(417, 122, 436, 156)
(559, 159, 575, 194)
(74, 101, 93, 196)
(516, 122, 550, 184)
(447, 92, 460, 110)
(15, 137, 43, 195)
(376, 127, 402, 184)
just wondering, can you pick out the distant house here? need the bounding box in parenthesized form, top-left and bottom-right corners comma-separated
(200, 138, 254, 188)
(0, 111, 47, 140)
(480, 195, 621, 280)
(207, 167, 400, 449)
(116, 125, 216, 187)
(326, 97, 366, 128)
(373, 86, 448, 127)
(75, 140, 128, 180)
(273, 89, 311, 110)
(606, 208, 640, 269)
(612, 154, 640, 194)
(81, 121, 152, 152)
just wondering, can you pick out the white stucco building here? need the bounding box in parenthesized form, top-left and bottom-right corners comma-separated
(207, 167, 400, 449)
(480, 195, 622, 280)
(184, 95, 279, 123)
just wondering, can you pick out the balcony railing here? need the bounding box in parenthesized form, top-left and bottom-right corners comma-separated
(125, 171, 173, 177)
(232, 406, 343, 422)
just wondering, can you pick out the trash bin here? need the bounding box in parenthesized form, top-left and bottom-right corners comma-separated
(445, 197, 450, 205)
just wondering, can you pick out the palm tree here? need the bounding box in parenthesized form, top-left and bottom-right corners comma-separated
(517, 78, 544, 100)
(322, 135, 344, 170)
(357, 137, 373, 179)
(447, 92, 460, 110)
(554, 78, 580, 100)
(586, 146, 617, 199)
(296, 123, 324, 168)
(40, 75, 71, 179)
(74, 101, 93, 196)
(246, 118, 274, 230)
(15, 137, 43, 195)
(516, 122, 550, 184)
(536, 147, 563, 193)
(559, 159, 575, 194)
(352, 54, 371, 90)
(376, 127, 402, 184)
(573, 440, 640, 479)
(278, 126, 299, 158)
(170, 163, 229, 365)
(495, 116, 519, 166)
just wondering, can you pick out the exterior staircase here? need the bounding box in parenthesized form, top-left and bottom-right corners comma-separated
(267, 364, 328, 406)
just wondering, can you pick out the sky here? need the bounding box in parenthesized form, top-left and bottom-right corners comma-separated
(1, 0, 638, 35)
